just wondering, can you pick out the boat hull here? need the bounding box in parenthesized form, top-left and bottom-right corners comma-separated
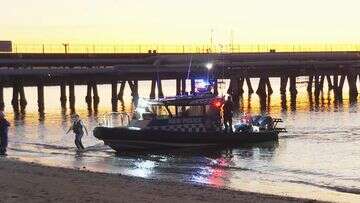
(94, 127, 279, 152)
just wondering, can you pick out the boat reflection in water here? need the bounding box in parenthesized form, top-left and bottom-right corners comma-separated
(115, 141, 279, 188)
(187, 141, 278, 187)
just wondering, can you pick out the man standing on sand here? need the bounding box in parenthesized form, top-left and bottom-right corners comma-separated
(66, 114, 88, 150)
(223, 96, 234, 133)
(0, 111, 10, 155)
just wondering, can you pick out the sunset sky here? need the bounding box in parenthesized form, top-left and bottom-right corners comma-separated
(2, 0, 360, 44)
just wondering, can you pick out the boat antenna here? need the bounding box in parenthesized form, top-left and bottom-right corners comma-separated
(186, 55, 193, 79)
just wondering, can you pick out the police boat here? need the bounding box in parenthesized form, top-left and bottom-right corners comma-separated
(93, 93, 286, 152)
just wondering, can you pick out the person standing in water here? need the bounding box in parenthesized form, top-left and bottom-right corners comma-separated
(223, 96, 234, 133)
(0, 111, 10, 155)
(66, 114, 88, 150)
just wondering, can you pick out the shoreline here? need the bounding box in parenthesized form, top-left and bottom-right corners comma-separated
(0, 157, 319, 203)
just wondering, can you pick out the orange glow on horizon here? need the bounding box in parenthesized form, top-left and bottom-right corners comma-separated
(2, 0, 360, 46)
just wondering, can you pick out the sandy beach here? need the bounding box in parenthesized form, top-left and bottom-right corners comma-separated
(0, 158, 319, 203)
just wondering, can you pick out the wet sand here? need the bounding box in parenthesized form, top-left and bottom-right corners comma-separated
(0, 158, 319, 203)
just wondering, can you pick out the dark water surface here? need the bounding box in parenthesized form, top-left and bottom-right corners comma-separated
(2, 79, 360, 202)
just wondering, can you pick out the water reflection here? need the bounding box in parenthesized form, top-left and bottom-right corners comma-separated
(129, 160, 156, 178)
(188, 142, 278, 187)
(119, 99, 125, 112)
(2, 81, 360, 202)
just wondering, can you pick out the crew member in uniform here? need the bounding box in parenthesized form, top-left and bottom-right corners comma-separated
(223, 96, 234, 132)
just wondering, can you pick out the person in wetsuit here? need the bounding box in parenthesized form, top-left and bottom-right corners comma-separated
(223, 96, 234, 132)
(0, 111, 10, 155)
(66, 114, 88, 150)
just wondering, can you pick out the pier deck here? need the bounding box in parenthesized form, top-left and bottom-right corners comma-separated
(1, 51, 360, 112)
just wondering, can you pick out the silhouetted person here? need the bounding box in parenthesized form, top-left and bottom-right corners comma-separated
(67, 114, 88, 150)
(223, 96, 234, 132)
(0, 111, 10, 155)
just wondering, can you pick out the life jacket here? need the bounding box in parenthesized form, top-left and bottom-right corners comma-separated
(73, 120, 83, 134)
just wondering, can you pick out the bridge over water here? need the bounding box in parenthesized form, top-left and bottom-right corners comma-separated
(1, 51, 360, 113)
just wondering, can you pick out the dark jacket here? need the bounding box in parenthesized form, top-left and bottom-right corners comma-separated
(223, 100, 234, 119)
(72, 120, 84, 135)
(0, 118, 10, 137)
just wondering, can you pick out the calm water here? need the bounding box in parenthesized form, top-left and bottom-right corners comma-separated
(2, 79, 360, 203)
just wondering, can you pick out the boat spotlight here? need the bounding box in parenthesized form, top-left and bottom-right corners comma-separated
(206, 62, 213, 70)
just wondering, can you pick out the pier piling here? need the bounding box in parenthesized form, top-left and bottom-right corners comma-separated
(326, 75, 333, 90)
(255, 77, 272, 96)
(181, 78, 186, 95)
(347, 72, 358, 100)
(111, 82, 118, 112)
(320, 75, 325, 90)
(339, 75, 346, 90)
(134, 80, 139, 98)
(238, 78, 245, 95)
(289, 76, 297, 95)
(12, 82, 27, 110)
(69, 83, 75, 112)
(128, 80, 139, 98)
(190, 79, 196, 94)
(19, 85, 27, 108)
(281, 93, 287, 111)
(11, 84, 19, 108)
(265, 77, 273, 95)
(280, 76, 289, 94)
(228, 77, 240, 102)
(176, 78, 181, 96)
(150, 80, 156, 99)
(333, 74, 339, 96)
(256, 77, 268, 96)
(37, 84, 44, 112)
(148, 78, 164, 98)
(93, 83, 100, 106)
(92, 83, 99, 113)
(157, 79, 164, 98)
(246, 78, 254, 94)
(314, 75, 321, 98)
(60, 83, 67, 108)
(333, 74, 346, 100)
(117, 81, 126, 100)
(307, 76, 313, 92)
(86, 83, 92, 105)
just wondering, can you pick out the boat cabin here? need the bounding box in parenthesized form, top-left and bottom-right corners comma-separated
(129, 94, 224, 132)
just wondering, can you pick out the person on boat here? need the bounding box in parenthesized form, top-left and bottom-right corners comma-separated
(66, 114, 88, 150)
(223, 96, 234, 132)
(0, 111, 10, 155)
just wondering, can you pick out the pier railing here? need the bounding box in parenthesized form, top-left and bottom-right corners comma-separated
(6, 43, 360, 54)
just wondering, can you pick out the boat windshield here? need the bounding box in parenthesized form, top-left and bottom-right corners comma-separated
(135, 104, 221, 121)
(134, 96, 223, 120)
(134, 105, 169, 120)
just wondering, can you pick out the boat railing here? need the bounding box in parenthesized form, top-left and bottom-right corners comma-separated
(99, 112, 132, 127)
(273, 118, 287, 132)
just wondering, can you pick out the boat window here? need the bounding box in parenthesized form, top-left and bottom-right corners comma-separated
(174, 106, 205, 117)
(135, 105, 172, 120)
(153, 106, 171, 119)
(134, 106, 153, 120)
(205, 105, 221, 119)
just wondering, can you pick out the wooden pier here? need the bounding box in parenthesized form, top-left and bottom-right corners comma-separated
(1, 52, 360, 112)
